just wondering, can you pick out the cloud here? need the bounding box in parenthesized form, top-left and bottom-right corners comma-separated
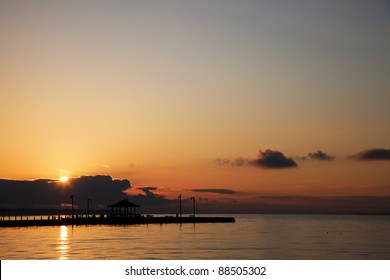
(215, 157, 254, 167)
(138, 186, 158, 191)
(308, 150, 335, 161)
(214, 158, 251, 166)
(231, 158, 252, 166)
(349, 148, 390, 161)
(1, 176, 389, 214)
(216, 149, 297, 169)
(0, 175, 131, 209)
(215, 158, 231, 166)
(0, 177, 194, 214)
(137, 187, 159, 197)
(191, 188, 236, 195)
(125, 187, 178, 213)
(251, 149, 297, 169)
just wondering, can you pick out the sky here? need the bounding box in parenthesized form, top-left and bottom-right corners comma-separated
(0, 0, 389, 213)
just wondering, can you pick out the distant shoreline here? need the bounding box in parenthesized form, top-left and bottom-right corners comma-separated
(1, 208, 389, 216)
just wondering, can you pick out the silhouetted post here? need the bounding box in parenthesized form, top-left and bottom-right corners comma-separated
(70, 195, 74, 219)
(178, 194, 182, 218)
(87, 198, 91, 217)
(191, 197, 196, 218)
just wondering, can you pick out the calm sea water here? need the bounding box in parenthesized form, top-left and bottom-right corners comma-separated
(0, 214, 389, 259)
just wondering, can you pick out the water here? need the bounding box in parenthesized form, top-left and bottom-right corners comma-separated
(0, 214, 389, 259)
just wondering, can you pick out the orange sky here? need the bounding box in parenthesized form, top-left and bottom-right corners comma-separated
(0, 1, 389, 212)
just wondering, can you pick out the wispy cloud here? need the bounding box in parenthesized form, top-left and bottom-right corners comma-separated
(307, 150, 335, 161)
(138, 186, 159, 196)
(191, 188, 236, 195)
(215, 158, 252, 167)
(348, 148, 390, 161)
(295, 150, 335, 161)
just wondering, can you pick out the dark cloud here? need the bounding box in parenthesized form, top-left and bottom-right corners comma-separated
(127, 187, 179, 213)
(0, 177, 233, 214)
(215, 149, 297, 169)
(0, 175, 130, 209)
(138, 186, 158, 193)
(349, 148, 390, 161)
(251, 149, 297, 169)
(308, 150, 335, 161)
(191, 188, 236, 195)
(1, 176, 389, 214)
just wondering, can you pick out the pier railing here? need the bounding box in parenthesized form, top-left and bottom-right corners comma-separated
(0, 214, 235, 227)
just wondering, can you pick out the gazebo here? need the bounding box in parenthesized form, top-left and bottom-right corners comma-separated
(107, 199, 140, 217)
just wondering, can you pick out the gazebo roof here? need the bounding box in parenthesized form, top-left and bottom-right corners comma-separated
(107, 199, 140, 208)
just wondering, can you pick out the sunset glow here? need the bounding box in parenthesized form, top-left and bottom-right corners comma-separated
(59, 176, 69, 183)
(0, 0, 389, 214)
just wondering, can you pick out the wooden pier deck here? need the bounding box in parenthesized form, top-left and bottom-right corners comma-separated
(0, 215, 235, 227)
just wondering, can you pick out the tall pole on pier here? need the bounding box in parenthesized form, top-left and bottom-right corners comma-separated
(70, 195, 74, 219)
(191, 197, 196, 218)
(178, 194, 182, 218)
(87, 198, 91, 217)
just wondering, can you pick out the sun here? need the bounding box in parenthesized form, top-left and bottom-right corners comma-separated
(59, 176, 69, 182)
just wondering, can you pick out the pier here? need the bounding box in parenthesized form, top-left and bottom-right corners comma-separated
(0, 198, 235, 227)
(0, 215, 235, 227)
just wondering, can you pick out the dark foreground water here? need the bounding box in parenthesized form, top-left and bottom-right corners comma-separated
(0, 214, 389, 259)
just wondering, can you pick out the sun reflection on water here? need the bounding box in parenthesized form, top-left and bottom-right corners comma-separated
(1, 215, 387, 259)
(57, 225, 69, 260)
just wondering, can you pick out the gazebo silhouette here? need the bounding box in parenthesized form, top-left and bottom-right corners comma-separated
(107, 199, 140, 217)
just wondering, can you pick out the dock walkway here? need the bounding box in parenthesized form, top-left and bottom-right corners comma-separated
(0, 215, 235, 227)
